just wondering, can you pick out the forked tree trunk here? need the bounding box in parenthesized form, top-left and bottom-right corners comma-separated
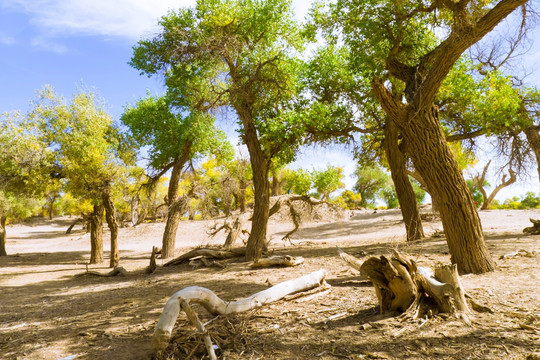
(89, 203, 104, 264)
(223, 212, 250, 249)
(102, 189, 119, 268)
(0, 214, 7, 256)
(402, 106, 495, 274)
(384, 120, 425, 241)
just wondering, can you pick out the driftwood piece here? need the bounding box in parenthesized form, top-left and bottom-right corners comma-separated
(164, 247, 247, 267)
(339, 248, 474, 318)
(74, 266, 129, 278)
(152, 269, 328, 354)
(249, 255, 304, 269)
(499, 248, 538, 260)
(523, 218, 540, 235)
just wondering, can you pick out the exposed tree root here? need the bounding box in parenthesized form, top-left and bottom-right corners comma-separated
(152, 269, 328, 356)
(74, 247, 159, 277)
(338, 248, 488, 319)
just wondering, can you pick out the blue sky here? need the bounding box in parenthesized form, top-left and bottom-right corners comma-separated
(0, 0, 538, 200)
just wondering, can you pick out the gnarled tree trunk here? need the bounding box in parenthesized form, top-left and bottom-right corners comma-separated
(384, 119, 424, 241)
(161, 145, 191, 259)
(524, 126, 540, 189)
(402, 106, 495, 274)
(0, 214, 7, 256)
(102, 187, 119, 268)
(89, 203, 104, 264)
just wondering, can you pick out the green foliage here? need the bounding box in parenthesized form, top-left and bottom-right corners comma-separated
(311, 165, 345, 200)
(380, 186, 399, 209)
(466, 179, 485, 206)
(353, 164, 392, 207)
(411, 178, 426, 204)
(337, 190, 363, 210)
(283, 168, 312, 196)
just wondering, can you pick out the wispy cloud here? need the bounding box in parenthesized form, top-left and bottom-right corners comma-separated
(1, 0, 187, 40)
(0, 32, 15, 45)
(30, 36, 68, 54)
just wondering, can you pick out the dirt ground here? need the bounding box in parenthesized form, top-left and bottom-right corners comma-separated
(0, 207, 539, 360)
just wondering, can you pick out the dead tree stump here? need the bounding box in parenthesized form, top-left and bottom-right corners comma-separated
(340, 249, 474, 318)
(523, 218, 540, 235)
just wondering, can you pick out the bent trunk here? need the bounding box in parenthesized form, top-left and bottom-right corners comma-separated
(0, 214, 7, 256)
(102, 189, 119, 268)
(89, 203, 104, 264)
(384, 120, 424, 241)
(403, 106, 495, 274)
(161, 196, 187, 259)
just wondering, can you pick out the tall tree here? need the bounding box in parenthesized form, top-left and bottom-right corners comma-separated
(323, 0, 529, 273)
(32, 86, 132, 266)
(130, 0, 309, 260)
(121, 94, 233, 258)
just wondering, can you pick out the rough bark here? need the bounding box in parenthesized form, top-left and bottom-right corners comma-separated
(89, 203, 104, 264)
(403, 106, 495, 274)
(102, 188, 119, 268)
(384, 119, 425, 241)
(0, 214, 7, 256)
(161, 146, 192, 259)
(152, 269, 328, 354)
(237, 106, 271, 262)
(161, 196, 187, 259)
(524, 126, 540, 188)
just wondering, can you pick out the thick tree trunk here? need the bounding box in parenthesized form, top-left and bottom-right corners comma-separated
(161, 147, 191, 259)
(384, 120, 424, 241)
(102, 189, 119, 268)
(271, 170, 280, 196)
(0, 214, 7, 256)
(524, 126, 540, 189)
(89, 203, 104, 264)
(162, 196, 187, 259)
(131, 194, 140, 227)
(245, 155, 270, 261)
(237, 180, 247, 213)
(402, 106, 495, 274)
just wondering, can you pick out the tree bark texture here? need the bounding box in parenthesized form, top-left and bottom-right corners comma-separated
(0, 214, 7, 256)
(384, 119, 425, 241)
(524, 126, 540, 190)
(401, 106, 495, 274)
(161, 196, 188, 259)
(161, 147, 191, 259)
(235, 105, 270, 261)
(102, 189, 119, 268)
(89, 203, 104, 264)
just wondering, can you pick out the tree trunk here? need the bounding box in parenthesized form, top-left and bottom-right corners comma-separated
(102, 189, 119, 268)
(271, 170, 280, 196)
(162, 196, 187, 259)
(161, 147, 191, 259)
(131, 194, 140, 227)
(223, 212, 250, 249)
(384, 119, 425, 241)
(0, 214, 7, 256)
(237, 180, 247, 213)
(402, 106, 495, 274)
(89, 203, 104, 264)
(524, 126, 540, 189)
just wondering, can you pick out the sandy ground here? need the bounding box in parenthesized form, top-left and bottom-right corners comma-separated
(0, 208, 539, 359)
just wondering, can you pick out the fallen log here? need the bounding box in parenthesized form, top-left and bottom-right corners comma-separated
(499, 248, 538, 260)
(152, 269, 328, 355)
(164, 247, 247, 267)
(338, 248, 474, 318)
(249, 255, 304, 269)
(74, 266, 129, 278)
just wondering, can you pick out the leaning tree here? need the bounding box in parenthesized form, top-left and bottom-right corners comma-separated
(320, 0, 531, 274)
(121, 94, 233, 259)
(130, 0, 314, 261)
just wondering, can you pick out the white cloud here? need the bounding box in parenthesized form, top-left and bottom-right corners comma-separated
(0, 0, 312, 42)
(0, 32, 15, 45)
(1, 0, 185, 40)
